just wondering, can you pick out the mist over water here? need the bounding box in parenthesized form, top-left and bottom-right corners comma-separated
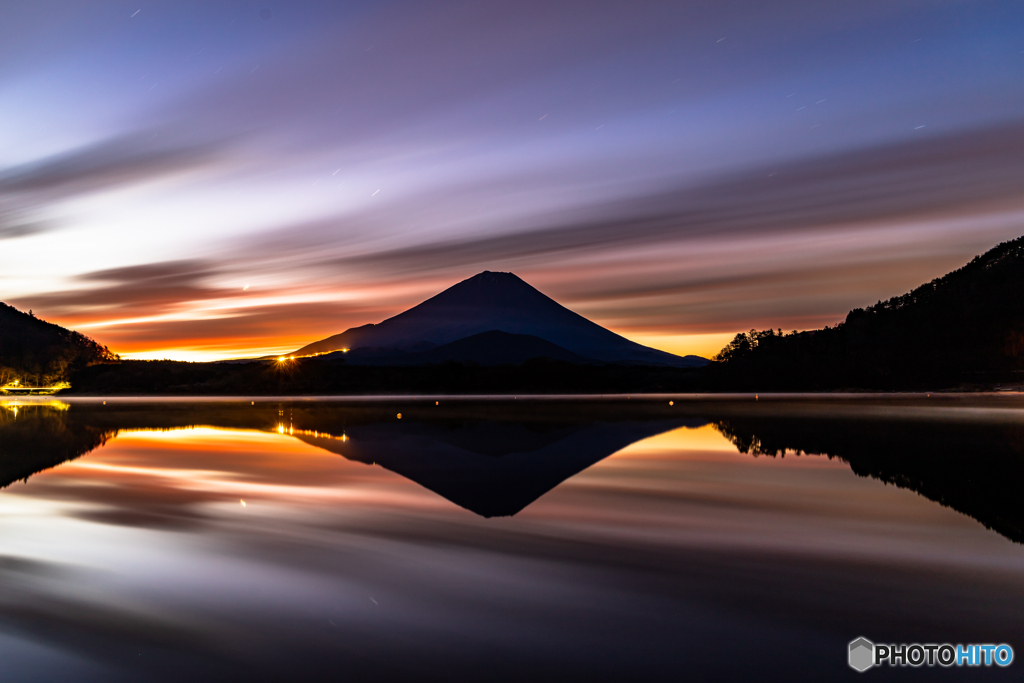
(0, 397, 1022, 681)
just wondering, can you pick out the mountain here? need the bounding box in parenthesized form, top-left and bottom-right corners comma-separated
(711, 235, 1024, 389)
(293, 271, 707, 367)
(0, 302, 116, 387)
(341, 330, 593, 366)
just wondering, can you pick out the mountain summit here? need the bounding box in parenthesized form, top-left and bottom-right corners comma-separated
(293, 271, 706, 367)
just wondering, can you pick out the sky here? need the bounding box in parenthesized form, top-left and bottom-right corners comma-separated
(2, 0, 1023, 361)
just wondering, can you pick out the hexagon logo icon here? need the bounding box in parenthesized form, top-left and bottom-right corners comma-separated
(849, 637, 875, 672)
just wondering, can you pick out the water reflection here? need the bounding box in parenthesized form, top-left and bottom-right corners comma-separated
(1, 400, 702, 518)
(0, 398, 1023, 681)
(3, 398, 1024, 539)
(0, 400, 115, 486)
(714, 408, 1024, 543)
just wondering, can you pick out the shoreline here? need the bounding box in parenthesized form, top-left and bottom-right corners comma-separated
(7, 391, 1023, 402)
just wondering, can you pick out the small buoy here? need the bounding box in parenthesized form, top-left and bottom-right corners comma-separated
(397, 413, 402, 419)
(669, 400, 674, 406)
(435, 401, 439, 406)
(251, 401, 254, 405)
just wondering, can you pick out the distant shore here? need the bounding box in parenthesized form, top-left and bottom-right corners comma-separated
(26, 391, 1024, 402)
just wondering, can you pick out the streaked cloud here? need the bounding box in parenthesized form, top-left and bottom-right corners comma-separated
(2, 0, 1023, 359)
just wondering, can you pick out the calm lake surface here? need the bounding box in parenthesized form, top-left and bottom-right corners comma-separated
(0, 395, 1021, 681)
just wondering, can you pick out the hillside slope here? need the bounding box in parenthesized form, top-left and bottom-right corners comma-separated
(712, 236, 1024, 389)
(0, 303, 116, 386)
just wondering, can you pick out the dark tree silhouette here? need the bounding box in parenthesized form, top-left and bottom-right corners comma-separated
(0, 302, 117, 386)
(710, 235, 1024, 390)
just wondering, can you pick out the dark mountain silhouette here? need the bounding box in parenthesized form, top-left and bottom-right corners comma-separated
(0, 302, 116, 387)
(293, 271, 707, 367)
(341, 330, 593, 366)
(711, 235, 1024, 389)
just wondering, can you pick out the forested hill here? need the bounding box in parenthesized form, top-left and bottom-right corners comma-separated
(0, 303, 116, 386)
(711, 236, 1024, 390)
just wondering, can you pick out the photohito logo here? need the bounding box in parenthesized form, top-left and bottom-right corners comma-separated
(848, 637, 1013, 672)
(849, 638, 874, 672)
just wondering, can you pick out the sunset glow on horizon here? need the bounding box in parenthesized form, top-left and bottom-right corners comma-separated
(3, 2, 1023, 361)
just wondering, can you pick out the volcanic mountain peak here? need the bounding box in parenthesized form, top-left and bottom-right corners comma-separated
(293, 271, 707, 367)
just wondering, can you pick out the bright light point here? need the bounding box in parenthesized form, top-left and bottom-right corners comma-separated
(240, 499, 246, 507)
(243, 285, 249, 291)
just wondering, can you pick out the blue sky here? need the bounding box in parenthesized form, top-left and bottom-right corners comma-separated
(2, 0, 1023, 359)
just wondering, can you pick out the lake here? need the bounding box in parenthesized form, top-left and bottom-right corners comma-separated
(0, 395, 1021, 681)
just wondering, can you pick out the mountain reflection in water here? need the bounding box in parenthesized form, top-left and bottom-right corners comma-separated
(0, 397, 1023, 682)
(0, 400, 701, 518)
(2, 397, 1023, 539)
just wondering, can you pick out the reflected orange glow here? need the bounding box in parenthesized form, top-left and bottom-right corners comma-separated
(616, 424, 744, 457)
(36, 427, 453, 513)
(613, 424, 846, 468)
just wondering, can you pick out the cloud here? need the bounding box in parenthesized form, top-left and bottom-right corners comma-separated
(0, 217, 50, 241)
(201, 119, 1024, 338)
(22, 260, 223, 316)
(78, 260, 218, 286)
(303, 120, 1024, 277)
(12, 257, 402, 355)
(162, 0, 950, 154)
(0, 133, 222, 195)
(0, 131, 230, 241)
(18, 121, 1024, 352)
